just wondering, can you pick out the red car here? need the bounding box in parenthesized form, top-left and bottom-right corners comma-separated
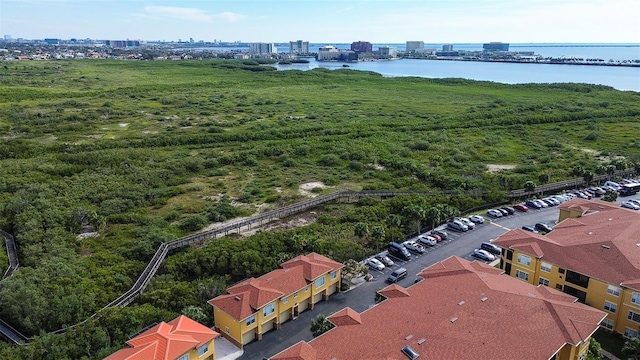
(429, 232, 442, 242)
(513, 203, 529, 212)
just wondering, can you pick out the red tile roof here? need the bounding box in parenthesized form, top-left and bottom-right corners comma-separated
(271, 341, 317, 360)
(209, 253, 343, 321)
(328, 308, 361, 326)
(281, 252, 343, 281)
(270, 256, 605, 360)
(494, 198, 640, 290)
(104, 315, 218, 360)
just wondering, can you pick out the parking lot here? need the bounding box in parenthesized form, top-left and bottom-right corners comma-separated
(365, 204, 561, 288)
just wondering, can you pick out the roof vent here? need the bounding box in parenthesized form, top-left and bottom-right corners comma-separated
(405, 334, 413, 340)
(481, 296, 488, 302)
(588, 232, 593, 235)
(458, 301, 465, 306)
(609, 218, 613, 221)
(401, 345, 420, 360)
(234, 296, 241, 301)
(450, 317, 458, 323)
(602, 245, 610, 249)
(417, 338, 426, 345)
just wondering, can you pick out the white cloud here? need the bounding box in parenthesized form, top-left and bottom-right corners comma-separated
(213, 11, 245, 22)
(144, 6, 213, 22)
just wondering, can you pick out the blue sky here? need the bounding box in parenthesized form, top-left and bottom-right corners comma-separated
(2, 0, 639, 43)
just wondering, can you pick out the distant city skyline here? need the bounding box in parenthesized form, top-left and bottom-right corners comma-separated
(2, 0, 639, 44)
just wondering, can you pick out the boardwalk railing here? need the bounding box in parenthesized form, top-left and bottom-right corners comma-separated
(507, 169, 636, 198)
(1, 230, 19, 279)
(0, 189, 431, 344)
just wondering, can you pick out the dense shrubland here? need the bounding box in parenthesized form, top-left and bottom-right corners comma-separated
(0, 60, 639, 359)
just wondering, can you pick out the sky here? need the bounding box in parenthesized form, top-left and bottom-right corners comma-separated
(1, 0, 639, 43)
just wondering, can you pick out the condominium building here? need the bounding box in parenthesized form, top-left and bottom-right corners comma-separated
(104, 315, 218, 360)
(208, 253, 343, 348)
(289, 40, 309, 54)
(249, 43, 277, 54)
(350, 41, 372, 53)
(378, 46, 397, 58)
(494, 198, 640, 338)
(405, 41, 424, 52)
(271, 256, 604, 360)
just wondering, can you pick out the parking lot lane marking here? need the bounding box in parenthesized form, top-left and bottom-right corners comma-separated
(490, 222, 512, 231)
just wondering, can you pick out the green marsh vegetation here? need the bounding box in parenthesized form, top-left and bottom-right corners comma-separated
(0, 59, 639, 358)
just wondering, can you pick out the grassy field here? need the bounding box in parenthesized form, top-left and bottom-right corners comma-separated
(0, 59, 639, 359)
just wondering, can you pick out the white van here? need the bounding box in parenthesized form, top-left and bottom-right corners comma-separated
(604, 181, 621, 191)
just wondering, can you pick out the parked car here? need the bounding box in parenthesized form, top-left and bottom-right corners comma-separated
(500, 206, 515, 215)
(447, 219, 469, 232)
(375, 254, 394, 267)
(457, 217, 476, 230)
(469, 215, 485, 224)
(535, 223, 554, 233)
(366, 258, 385, 271)
(498, 208, 510, 216)
(534, 199, 549, 208)
(404, 241, 426, 254)
(544, 197, 560, 205)
(521, 225, 539, 233)
(627, 199, 640, 207)
(432, 229, 449, 240)
(590, 187, 606, 196)
(513, 203, 529, 212)
(541, 198, 556, 207)
(621, 201, 640, 210)
(418, 235, 437, 246)
(473, 249, 496, 261)
(480, 242, 502, 255)
(604, 181, 621, 191)
(487, 209, 503, 218)
(550, 195, 567, 203)
(525, 200, 542, 209)
(428, 232, 442, 242)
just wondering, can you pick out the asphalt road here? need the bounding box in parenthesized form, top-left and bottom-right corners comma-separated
(240, 205, 561, 359)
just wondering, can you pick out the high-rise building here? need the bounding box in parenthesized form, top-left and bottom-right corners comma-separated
(442, 44, 454, 51)
(289, 40, 309, 54)
(250, 43, 277, 54)
(350, 41, 372, 53)
(406, 41, 424, 52)
(378, 46, 397, 58)
(483, 42, 509, 51)
(3, 35, 11, 41)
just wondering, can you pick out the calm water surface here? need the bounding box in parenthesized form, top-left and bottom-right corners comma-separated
(274, 58, 640, 91)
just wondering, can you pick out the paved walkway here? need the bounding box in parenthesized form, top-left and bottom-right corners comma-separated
(214, 335, 243, 360)
(602, 349, 621, 360)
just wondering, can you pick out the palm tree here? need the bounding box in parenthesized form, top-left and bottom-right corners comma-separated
(583, 171, 594, 186)
(370, 225, 386, 249)
(538, 173, 550, 185)
(622, 336, 640, 360)
(354, 222, 370, 240)
(310, 314, 335, 337)
(524, 181, 536, 193)
(426, 206, 442, 230)
(403, 204, 426, 234)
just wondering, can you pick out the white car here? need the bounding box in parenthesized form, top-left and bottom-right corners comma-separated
(469, 215, 485, 224)
(457, 217, 476, 229)
(487, 209, 502, 218)
(473, 249, 496, 261)
(418, 235, 437, 246)
(366, 258, 385, 271)
(628, 199, 640, 207)
(621, 201, 640, 210)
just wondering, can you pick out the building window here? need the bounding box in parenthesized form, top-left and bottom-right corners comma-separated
(198, 343, 209, 357)
(263, 302, 275, 317)
(628, 311, 640, 323)
(225, 327, 230, 334)
(600, 318, 614, 330)
(330, 271, 337, 280)
(578, 353, 586, 360)
(282, 296, 288, 304)
(632, 293, 640, 305)
(178, 355, 189, 360)
(516, 270, 529, 282)
(517, 254, 531, 266)
(316, 276, 325, 288)
(555, 284, 563, 290)
(246, 314, 256, 326)
(541, 262, 552, 273)
(294, 291, 298, 298)
(625, 327, 639, 338)
(565, 270, 590, 288)
(506, 249, 513, 261)
(604, 301, 617, 313)
(305, 286, 309, 292)
(607, 285, 621, 297)
(538, 277, 549, 287)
